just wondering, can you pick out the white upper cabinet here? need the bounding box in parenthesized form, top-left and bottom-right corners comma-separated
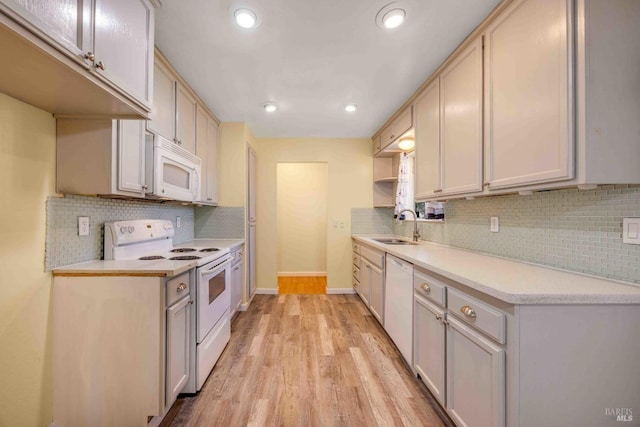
(117, 120, 146, 195)
(439, 37, 483, 196)
(147, 60, 176, 140)
(414, 79, 441, 199)
(2, 0, 88, 56)
(176, 83, 197, 154)
(195, 107, 219, 205)
(0, 0, 154, 116)
(483, 0, 573, 190)
(92, 0, 154, 109)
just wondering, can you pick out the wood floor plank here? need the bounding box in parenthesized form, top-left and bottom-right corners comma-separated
(161, 295, 452, 427)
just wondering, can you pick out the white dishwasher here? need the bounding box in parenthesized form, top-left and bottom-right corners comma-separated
(384, 254, 414, 366)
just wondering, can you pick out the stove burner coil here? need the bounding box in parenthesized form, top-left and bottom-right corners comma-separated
(169, 255, 201, 260)
(199, 248, 220, 252)
(170, 248, 197, 253)
(138, 256, 166, 260)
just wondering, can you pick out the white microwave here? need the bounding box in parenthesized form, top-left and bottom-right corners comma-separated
(145, 134, 201, 202)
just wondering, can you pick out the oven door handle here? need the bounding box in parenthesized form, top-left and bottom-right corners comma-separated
(199, 259, 231, 276)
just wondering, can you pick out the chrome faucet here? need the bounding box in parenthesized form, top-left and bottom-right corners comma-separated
(399, 209, 420, 242)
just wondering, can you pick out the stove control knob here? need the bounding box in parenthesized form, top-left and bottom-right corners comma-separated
(128, 226, 135, 233)
(120, 226, 127, 234)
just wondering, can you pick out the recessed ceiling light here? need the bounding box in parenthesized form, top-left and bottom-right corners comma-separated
(382, 8, 406, 29)
(234, 8, 257, 29)
(264, 102, 277, 113)
(345, 104, 358, 113)
(398, 137, 415, 150)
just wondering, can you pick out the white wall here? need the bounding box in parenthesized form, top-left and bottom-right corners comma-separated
(254, 137, 372, 290)
(0, 93, 56, 426)
(277, 163, 328, 275)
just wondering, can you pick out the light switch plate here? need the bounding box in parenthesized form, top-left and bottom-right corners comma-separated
(490, 216, 499, 233)
(78, 216, 89, 236)
(622, 218, 640, 244)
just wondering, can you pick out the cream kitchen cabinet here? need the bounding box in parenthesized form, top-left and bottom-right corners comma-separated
(176, 83, 197, 154)
(414, 295, 446, 406)
(414, 79, 440, 200)
(483, 0, 573, 190)
(147, 50, 204, 156)
(148, 60, 176, 141)
(439, 37, 483, 197)
(414, 37, 483, 200)
(195, 106, 219, 205)
(165, 291, 191, 409)
(0, 0, 154, 117)
(359, 244, 385, 324)
(57, 119, 146, 198)
(379, 106, 413, 152)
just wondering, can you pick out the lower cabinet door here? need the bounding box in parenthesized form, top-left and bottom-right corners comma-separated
(359, 261, 371, 306)
(446, 316, 505, 427)
(166, 295, 191, 408)
(414, 295, 446, 406)
(369, 263, 384, 325)
(231, 261, 243, 315)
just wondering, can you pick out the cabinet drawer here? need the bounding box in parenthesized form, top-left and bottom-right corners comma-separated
(353, 265, 360, 281)
(448, 288, 505, 344)
(353, 253, 361, 267)
(166, 271, 191, 306)
(360, 245, 385, 269)
(352, 240, 361, 254)
(413, 268, 447, 307)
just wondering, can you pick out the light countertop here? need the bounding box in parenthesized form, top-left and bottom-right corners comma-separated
(352, 235, 640, 304)
(52, 238, 245, 277)
(52, 259, 195, 277)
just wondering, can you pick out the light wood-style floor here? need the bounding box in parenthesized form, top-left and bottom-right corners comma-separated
(278, 276, 327, 294)
(161, 294, 452, 427)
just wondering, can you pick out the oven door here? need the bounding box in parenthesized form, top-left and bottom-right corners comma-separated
(197, 256, 231, 343)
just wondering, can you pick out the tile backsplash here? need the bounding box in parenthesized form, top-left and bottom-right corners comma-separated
(354, 185, 640, 284)
(195, 206, 245, 238)
(351, 208, 395, 235)
(46, 195, 194, 270)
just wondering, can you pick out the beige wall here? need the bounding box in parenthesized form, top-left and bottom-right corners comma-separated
(0, 94, 56, 426)
(254, 137, 373, 290)
(277, 163, 328, 275)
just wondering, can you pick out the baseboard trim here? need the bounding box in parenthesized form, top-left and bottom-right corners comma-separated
(255, 288, 278, 295)
(327, 288, 357, 295)
(277, 272, 327, 277)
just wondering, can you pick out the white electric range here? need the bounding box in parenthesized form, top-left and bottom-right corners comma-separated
(104, 219, 231, 393)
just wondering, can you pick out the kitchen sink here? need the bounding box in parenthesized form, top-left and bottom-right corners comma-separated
(372, 238, 419, 245)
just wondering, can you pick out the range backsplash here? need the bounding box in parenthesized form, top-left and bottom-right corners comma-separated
(45, 194, 194, 270)
(194, 206, 245, 238)
(353, 185, 640, 284)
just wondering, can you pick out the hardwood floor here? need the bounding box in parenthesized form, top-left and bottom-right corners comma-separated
(278, 276, 327, 294)
(161, 294, 452, 427)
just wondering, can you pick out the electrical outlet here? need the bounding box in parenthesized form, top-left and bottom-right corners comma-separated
(490, 216, 500, 233)
(78, 216, 89, 236)
(176, 216, 181, 228)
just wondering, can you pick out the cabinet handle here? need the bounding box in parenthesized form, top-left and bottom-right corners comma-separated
(142, 185, 148, 190)
(95, 61, 106, 70)
(460, 305, 476, 318)
(484, 182, 490, 187)
(207, 198, 213, 201)
(173, 137, 179, 143)
(390, 134, 395, 140)
(435, 315, 442, 321)
(176, 283, 187, 292)
(84, 52, 95, 62)
(421, 283, 431, 293)
(189, 299, 194, 304)
(234, 266, 240, 271)
(433, 189, 442, 193)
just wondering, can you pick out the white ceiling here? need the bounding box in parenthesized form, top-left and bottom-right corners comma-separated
(155, 0, 501, 138)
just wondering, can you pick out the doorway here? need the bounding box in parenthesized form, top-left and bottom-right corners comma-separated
(276, 163, 328, 294)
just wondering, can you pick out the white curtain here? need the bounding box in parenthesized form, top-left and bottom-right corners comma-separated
(395, 153, 414, 219)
